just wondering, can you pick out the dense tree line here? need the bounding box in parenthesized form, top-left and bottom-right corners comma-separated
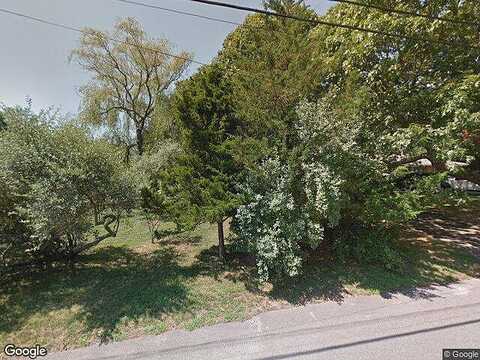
(155, 0, 479, 279)
(1, 0, 478, 281)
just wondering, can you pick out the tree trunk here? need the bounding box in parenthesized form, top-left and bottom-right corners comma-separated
(70, 215, 119, 256)
(125, 145, 131, 164)
(93, 206, 100, 226)
(136, 127, 144, 156)
(124, 143, 136, 165)
(217, 221, 225, 261)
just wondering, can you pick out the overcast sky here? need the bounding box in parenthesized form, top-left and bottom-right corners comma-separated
(0, 0, 331, 114)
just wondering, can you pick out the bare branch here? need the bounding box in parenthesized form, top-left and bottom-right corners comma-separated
(388, 155, 428, 168)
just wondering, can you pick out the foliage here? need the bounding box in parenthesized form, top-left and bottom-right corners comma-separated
(0, 111, 5, 130)
(229, 0, 479, 280)
(307, 0, 480, 179)
(144, 94, 179, 149)
(218, 0, 318, 150)
(147, 1, 320, 259)
(70, 17, 191, 156)
(130, 141, 184, 239)
(173, 61, 243, 220)
(3, 1, 478, 285)
(146, 61, 244, 257)
(439, 74, 480, 184)
(232, 157, 328, 281)
(333, 227, 404, 272)
(233, 88, 460, 280)
(0, 106, 135, 268)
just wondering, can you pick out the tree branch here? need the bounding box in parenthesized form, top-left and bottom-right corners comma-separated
(70, 214, 119, 256)
(388, 154, 428, 168)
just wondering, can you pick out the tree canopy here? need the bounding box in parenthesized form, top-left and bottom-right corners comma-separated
(0, 106, 135, 269)
(142, 61, 243, 258)
(70, 17, 191, 157)
(227, 0, 480, 279)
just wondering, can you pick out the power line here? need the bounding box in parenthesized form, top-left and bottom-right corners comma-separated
(187, 0, 480, 49)
(0, 7, 84, 34)
(330, 0, 480, 28)
(114, 0, 288, 31)
(113, 0, 241, 26)
(0, 7, 206, 65)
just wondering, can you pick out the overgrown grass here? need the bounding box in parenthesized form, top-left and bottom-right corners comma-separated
(1, 202, 479, 354)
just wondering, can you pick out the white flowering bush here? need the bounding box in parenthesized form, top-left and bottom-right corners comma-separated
(231, 96, 356, 281)
(233, 150, 345, 281)
(233, 158, 311, 280)
(233, 91, 454, 280)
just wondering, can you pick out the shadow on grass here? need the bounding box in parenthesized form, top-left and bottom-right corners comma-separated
(188, 203, 480, 306)
(159, 234, 202, 247)
(1, 202, 478, 347)
(0, 246, 194, 344)
(413, 204, 480, 258)
(280, 223, 478, 302)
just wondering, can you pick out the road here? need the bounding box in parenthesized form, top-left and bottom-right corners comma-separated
(47, 279, 480, 360)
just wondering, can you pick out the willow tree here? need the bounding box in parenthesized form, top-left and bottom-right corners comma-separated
(70, 17, 191, 156)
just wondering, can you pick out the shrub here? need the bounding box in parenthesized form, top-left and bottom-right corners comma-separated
(232, 94, 458, 281)
(334, 226, 405, 272)
(232, 157, 343, 281)
(0, 106, 135, 269)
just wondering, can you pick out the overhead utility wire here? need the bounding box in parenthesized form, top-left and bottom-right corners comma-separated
(187, 0, 480, 49)
(330, 0, 480, 27)
(114, 0, 289, 31)
(0, 7, 206, 65)
(113, 0, 241, 26)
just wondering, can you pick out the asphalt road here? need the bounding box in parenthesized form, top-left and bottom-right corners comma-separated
(47, 279, 480, 360)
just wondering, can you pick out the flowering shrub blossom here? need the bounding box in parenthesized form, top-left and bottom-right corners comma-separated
(232, 92, 453, 280)
(231, 97, 353, 280)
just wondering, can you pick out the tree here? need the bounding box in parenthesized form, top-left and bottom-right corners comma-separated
(0, 106, 135, 270)
(70, 17, 191, 157)
(218, 0, 318, 151)
(151, 61, 243, 260)
(233, 87, 452, 280)
(230, 0, 480, 280)
(438, 74, 480, 185)
(306, 0, 480, 183)
(129, 141, 183, 242)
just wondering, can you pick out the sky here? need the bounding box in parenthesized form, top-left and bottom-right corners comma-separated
(0, 0, 332, 115)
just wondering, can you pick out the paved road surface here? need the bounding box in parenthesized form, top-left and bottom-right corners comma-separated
(47, 279, 480, 360)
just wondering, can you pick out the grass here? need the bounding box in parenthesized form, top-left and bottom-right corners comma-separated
(1, 201, 479, 354)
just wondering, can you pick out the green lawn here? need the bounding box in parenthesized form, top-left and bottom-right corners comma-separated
(1, 202, 479, 354)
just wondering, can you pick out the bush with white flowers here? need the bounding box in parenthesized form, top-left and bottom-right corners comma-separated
(233, 151, 344, 281)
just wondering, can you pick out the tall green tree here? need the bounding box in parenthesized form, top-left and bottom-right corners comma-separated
(231, 0, 480, 279)
(154, 61, 243, 259)
(218, 0, 318, 152)
(306, 0, 480, 182)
